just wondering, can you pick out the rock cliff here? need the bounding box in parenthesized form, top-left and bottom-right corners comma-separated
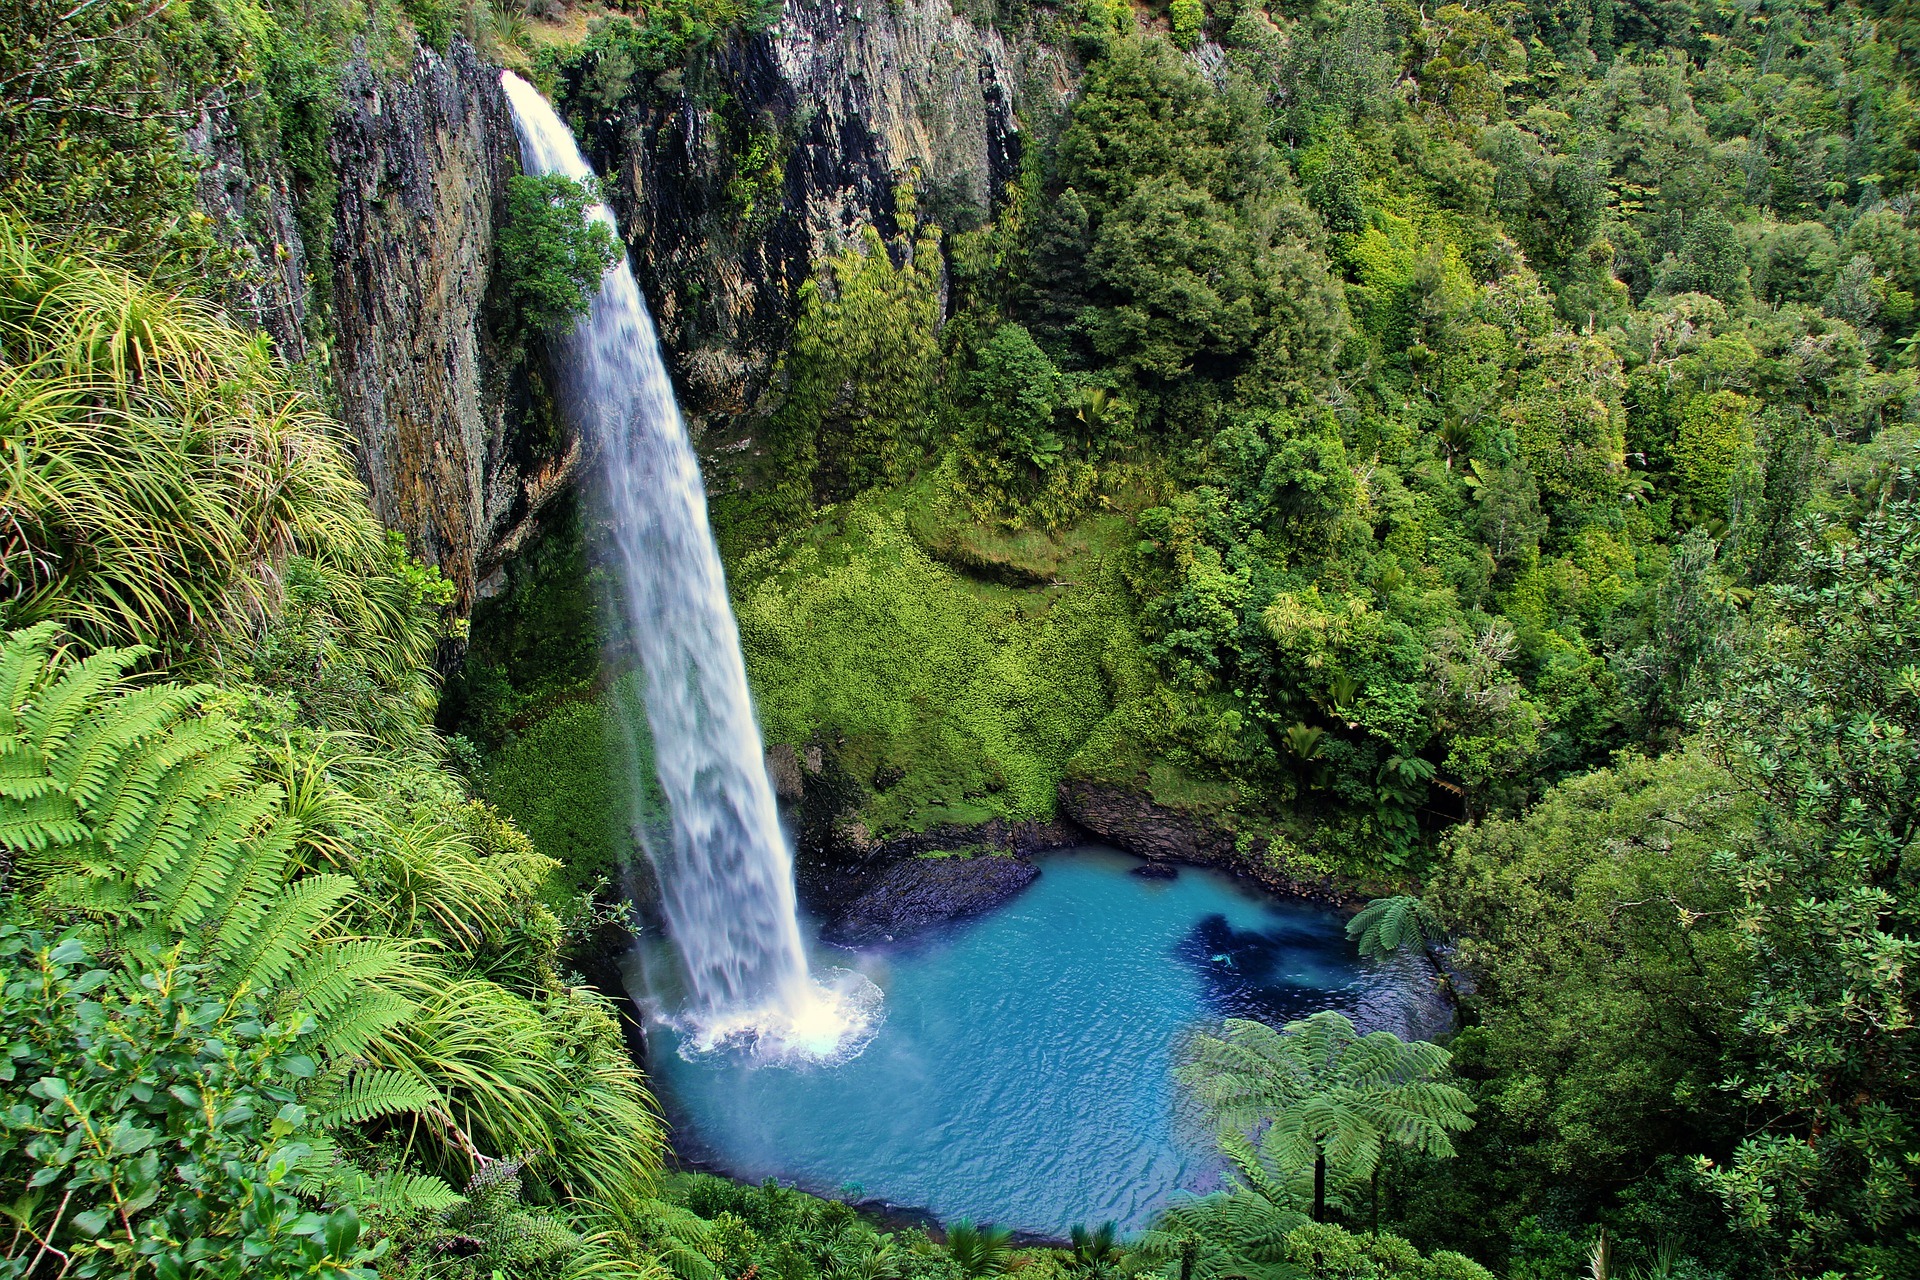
(1058, 779, 1349, 902)
(197, 6, 1068, 617)
(327, 41, 557, 612)
(188, 105, 314, 366)
(569, 0, 1071, 440)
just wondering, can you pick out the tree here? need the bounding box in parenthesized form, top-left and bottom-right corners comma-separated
(966, 323, 1064, 467)
(496, 173, 619, 339)
(1421, 751, 1756, 1213)
(1691, 486, 1920, 1275)
(771, 225, 942, 506)
(1178, 1012, 1474, 1222)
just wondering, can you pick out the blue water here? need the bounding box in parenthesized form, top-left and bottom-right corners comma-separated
(640, 847, 1444, 1237)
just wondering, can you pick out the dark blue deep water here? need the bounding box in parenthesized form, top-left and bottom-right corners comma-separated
(643, 847, 1445, 1237)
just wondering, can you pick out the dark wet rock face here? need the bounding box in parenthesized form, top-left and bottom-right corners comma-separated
(1058, 779, 1347, 903)
(567, 0, 1070, 444)
(822, 855, 1039, 947)
(328, 41, 566, 615)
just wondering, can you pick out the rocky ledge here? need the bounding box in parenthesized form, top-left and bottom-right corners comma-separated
(1057, 778, 1349, 904)
(821, 854, 1039, 947)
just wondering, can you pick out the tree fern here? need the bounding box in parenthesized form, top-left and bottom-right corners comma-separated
(1345, 895, 1446, 961)
(1178, 1011, 1475, 1220)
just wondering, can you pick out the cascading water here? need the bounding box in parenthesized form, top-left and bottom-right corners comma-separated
(500, 72, 878, 1063)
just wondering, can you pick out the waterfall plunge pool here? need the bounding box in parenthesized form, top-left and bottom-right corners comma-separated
(633, 846, 1448, 1238)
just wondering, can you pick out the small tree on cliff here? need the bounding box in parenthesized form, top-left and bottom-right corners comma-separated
(497, 173, 619, 340)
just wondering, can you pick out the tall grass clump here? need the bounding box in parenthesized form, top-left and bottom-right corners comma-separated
(0, 217, 384, 657)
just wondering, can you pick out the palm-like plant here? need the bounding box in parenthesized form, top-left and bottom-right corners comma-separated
(946, 1219, 1015, 1277)
(1065, 1221, 1123, 1279)
(1345, 895, 1446, 962)
(1132, 1141, 1303, 1280)
(1177, 1011, 1474, 1222)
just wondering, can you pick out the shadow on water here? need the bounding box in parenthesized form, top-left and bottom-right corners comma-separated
(1175, 913, 1365, 1024)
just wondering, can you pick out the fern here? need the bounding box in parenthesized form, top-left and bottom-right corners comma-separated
(306, 1160, 466, 1216)
(0, 622, 64, 731)
(216, 872, 357, 993)
(311, 987, 417, 1058)
(1179, 1011, 1475, 1217)
(2, 624, 371, 1007)
(312, 1068, 444, 1128)
(1345, 895, 1446, 960)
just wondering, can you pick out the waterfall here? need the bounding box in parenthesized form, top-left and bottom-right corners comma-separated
(500, 72, 877, 1062)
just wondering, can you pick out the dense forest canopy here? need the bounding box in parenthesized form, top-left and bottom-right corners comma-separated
(2, 0, 1917, 1273)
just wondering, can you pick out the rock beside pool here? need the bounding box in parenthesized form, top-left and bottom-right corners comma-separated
(822, 854, 1040, 946)
(1130, 861, 1178, 880)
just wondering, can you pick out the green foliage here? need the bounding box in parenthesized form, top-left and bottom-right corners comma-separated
(1133, 1156, 1494, 1280)
(667, 1174, 963, 1280)
(543, 0, 771, 116)
(0, 622, 393, 1022)
(764, 227, 943, 512)
(0, 220, 400, 661)
(497, 174, 619, 341)
(1416, 752, 1756, 1235)
(0, 0, 243, 274)
(1179, 1011, 1473, 1221)
(1277, 1223, 1495, 1280)
(734, 498, 1146, 832)
(0, 924, 378, 1279)
(952, 323, 1101, 528)
(1687, 488, 1920, 1275)
(1036, 37, 1347, 418)
(1344, 895, 1443, 961)
(479, 694, 628, 895)
(0, 621, 664, 1238)
(945, 1219, 1014, 1277)
(443, 494, 604, 747)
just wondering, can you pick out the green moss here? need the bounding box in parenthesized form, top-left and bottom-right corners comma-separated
(733, 491, 1154, 835)
(478, 697, 625, 895)
(443, 494, 606, 745)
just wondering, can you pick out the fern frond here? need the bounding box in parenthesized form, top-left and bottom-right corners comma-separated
(53, 683, 203, 806)
(0, 791, 85, 854)
(18, 644, 147, 753)
(0, 623, 63, 732)
(0, 738, 54, 799)
(362, 1170, 465, 1214)
(93, 725, 242, 880)
(287, 937, 415, 1022)
(1346, 895, 1445, 960)
(310, 987, 416, 1058)
(313, 1067, 442, 1128)
(149, 779, 282, 930)
(215, 872, 354, 993)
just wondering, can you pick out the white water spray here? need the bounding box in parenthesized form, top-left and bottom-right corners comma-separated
(500, 72, 878, 1063)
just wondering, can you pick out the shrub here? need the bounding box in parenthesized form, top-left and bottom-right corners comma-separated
(0, 924, 378, 1279)
(0, 219, 390, 659)
(496, 174, 620, 340)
